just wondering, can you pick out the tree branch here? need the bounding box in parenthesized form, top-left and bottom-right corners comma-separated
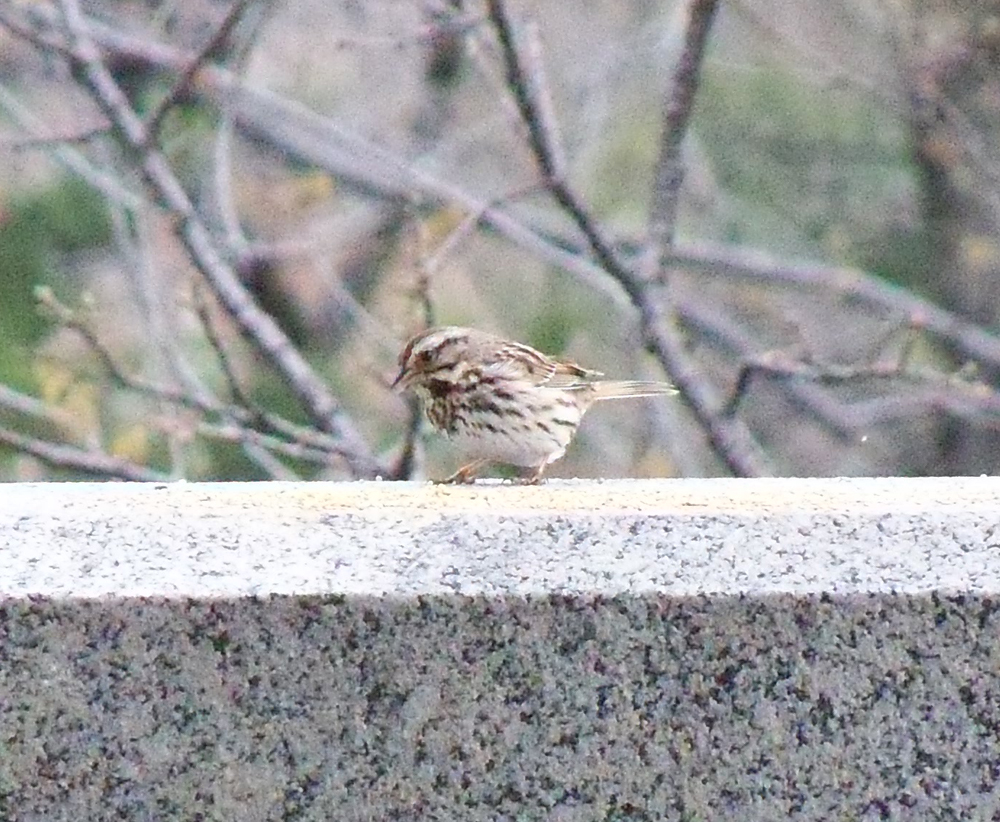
(52, 0, 381, 478)
(484, 0, 637, 301)
(36, 287, 353, 465)
(0, 424, 166, 481)
(666, 241, 1000, 369)
(483, 0, 768, 476)
(645, 0, 720, 274)
(143, 0, 255, 142)
(18, 6, 1000, 478)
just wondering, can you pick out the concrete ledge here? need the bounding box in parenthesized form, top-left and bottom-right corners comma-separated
(2, 478, 999, 819)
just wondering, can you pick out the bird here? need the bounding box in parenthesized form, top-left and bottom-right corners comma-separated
(392, 326, 676, 483)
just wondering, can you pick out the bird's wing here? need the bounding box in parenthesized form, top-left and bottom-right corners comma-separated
(485, 342, 603, 387)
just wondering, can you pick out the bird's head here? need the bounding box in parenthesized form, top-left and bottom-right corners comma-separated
(392, 326, 477, 393)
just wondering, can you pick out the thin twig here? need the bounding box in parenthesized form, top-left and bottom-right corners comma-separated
(464, 26, 533, 137)
(192, 421, 337, 467)
(484, 0, 768, 476)
(484, 0, 632, 297)
(0, 424, 166, 481)
(144, 0, 255, 142)
(421, 182, 545, 275)
(644, 0, 720, 276)
(0, 84, 144, 211)
(111, 203, 221, 413)
(484, 0, 559, 184)
(819, 384, 1000, 432)
(0, 6, 72, 57)
(639, 294, 773, 475)
(724, 351, 905, 419)
(676, 299, 858, 439)
(7, 125, 110, 148)
(677, 298, 1000, 438)
(52, 0, 381, 477)
(390, 216, 444, 481)
(0, 384, 78, 430)
(521, 20, 566, 182)
(35, 286, 350, 460)
(727, 352, 1000, 422)
(239, 441, 301, 480)
(666, 240, 1000, 369)
(421, 209, 482, 278)
(213, 116, 250, 252)
(192, 285, 255, 410)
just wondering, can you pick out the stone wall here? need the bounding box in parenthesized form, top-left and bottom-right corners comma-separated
(2, 479, 998, 820)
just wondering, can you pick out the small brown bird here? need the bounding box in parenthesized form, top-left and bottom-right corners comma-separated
(392, 326, 677, 483)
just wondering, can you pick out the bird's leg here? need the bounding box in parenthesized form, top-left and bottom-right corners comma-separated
(439, 459, 489, 484)
(517, 460, 549, 485)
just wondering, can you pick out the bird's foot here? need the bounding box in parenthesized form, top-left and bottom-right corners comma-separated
(437, 459, 489, 484)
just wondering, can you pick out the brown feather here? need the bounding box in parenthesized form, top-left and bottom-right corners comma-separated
(393, 325, 677, 482)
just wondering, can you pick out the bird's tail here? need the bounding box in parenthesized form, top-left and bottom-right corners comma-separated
(591, 381, 678, 401)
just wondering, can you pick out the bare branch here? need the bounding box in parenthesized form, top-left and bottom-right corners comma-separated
(726, 349, 1000, 425)
(521, 20, 566, 182)
(213, 117, 249, 252)
(191, 285, 255, 412)
(191, 421, 339, 467)
(0, 424, 166, 481)
(725, 350, 905, 419)
(484, 0, 632, 297)
(0, 84, 143, 211)
(144, 0, 255, 142)
(667, 241, 1000, 369)
(389, 218, 442, 481)
(51, 0, 380, 477)
(237, 442, 301, 480)
(482, 0, 768, 476)
(421, 209, 485, 279)
(0, 6, 72, 57)
(109, 204, 221, 414)
(676, 299, 858, 440)
(35, 287, 351, 464)
(0, 384, 79, 430)
(6, 125, 110, 148)
(484, 0, 560, 184)
(644, 0, 720, 275)
(639, 295, 773, 476)
(678, 298, 1000, 441)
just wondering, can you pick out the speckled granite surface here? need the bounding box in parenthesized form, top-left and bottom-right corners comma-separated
(2, 479, 1000, 820)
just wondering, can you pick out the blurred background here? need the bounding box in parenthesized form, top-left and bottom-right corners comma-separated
(1, 0, 999, 481)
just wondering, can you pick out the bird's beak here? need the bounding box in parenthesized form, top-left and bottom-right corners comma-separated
(391, 368, 410, 391)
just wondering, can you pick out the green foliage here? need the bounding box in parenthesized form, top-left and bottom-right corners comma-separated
(697, 63, 918, 267)
(17, 175, 112, 251)
(156, 103, 218, 187)
(587, 105, 661, 230)
(0, 176, 111, 384)
(526, 307, 574, 356)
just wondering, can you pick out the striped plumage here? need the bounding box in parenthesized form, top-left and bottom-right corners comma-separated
(392, 326, 676, 483)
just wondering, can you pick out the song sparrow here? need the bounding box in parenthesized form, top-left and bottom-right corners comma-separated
(392, 326, 677, 483)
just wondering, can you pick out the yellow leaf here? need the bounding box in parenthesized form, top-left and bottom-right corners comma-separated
(33, 359, 101, 441)
(422, 205, 469, 245)
(109, 423, 151, 463)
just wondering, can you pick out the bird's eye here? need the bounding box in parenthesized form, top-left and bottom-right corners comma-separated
(414, 350, 432, 366)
